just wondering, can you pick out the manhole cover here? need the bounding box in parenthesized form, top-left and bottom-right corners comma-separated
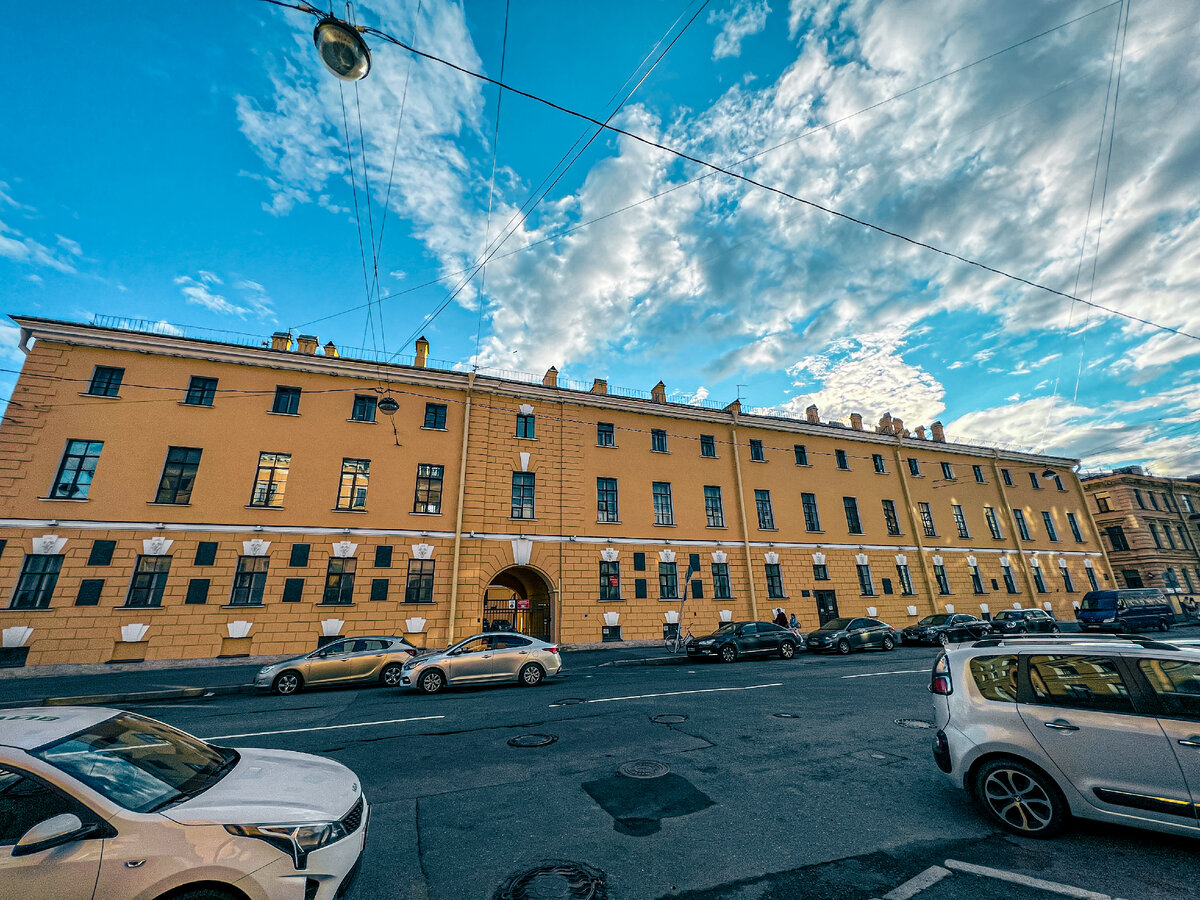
(617, 759, 671, 779)
(493, 860, 607, 900)
(553, 698, 585, 706)
(650, 713, 688, 724)
(773, 713, 801, 718)
(508, 733, 557, 748)
(895, 718, 935, 730)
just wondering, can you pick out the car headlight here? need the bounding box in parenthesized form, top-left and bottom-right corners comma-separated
(698, 640, 714, 646)
(225, 820, 349, 869)
(1100, 616, 1115, 623)
(258, 664, 279, 675)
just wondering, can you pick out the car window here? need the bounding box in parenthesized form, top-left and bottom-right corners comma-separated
(919, 615, 950, 626)
(493, 635, 531, 649)
(1027, 655, 1133, 714)
(822, 618, 853, 630)
(847, 619, 869, 630)
(970, 655, 1017, 702)
(0, 767, 79, 845)
(322, 640, 352, 655)
(1138, 658, 1200, 721)
(352, 639, 386, 652)
(457, 637, 491, 654)
(740, 623, 758, 635)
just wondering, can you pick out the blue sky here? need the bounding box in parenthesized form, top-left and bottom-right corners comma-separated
(3, 1, 1199, 473)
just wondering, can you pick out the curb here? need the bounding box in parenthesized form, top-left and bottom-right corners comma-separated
(607, 655, 693, 667)
(2, 684, 258, 710)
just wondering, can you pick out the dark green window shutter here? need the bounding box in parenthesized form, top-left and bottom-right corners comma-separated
(635, 578, 647, 599)
(88, 540, 116, 566)
(370, 578, 389, 601)
(184, 578, 210, 605)
(282, 578, 305, 602)
(633, 552, 646, 571)
(0, 539, 6, 560)
(194, 542, 218, 566)
(689, 553, 701, 570)
(374, 545, 393, 567)
(691, 579, 703, 599)
(76, 579, 104, 606)
(289, 544, 310, 567)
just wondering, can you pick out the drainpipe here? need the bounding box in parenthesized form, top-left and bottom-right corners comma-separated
(728, 415, 759, 621)
(447, 372, 475, 644)
(892, 437, 938, 611)
(990, 450, 1038, 601)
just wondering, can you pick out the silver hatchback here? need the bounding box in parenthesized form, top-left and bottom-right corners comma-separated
(401, 632, 563, 694)
(254, 635, 419, 695)
(931, 633, 1200, 838)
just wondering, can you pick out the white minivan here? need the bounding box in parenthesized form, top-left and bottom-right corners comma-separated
(0, 707, 367, 900)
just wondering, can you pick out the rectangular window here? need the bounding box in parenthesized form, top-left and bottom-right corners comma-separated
(872, 453, 886, 474)
(1162, 492, 1173, 511)
(76, 579, 103, 607)
(634, 579, 647, 599)
(896, 564, 914, 595)
(908, 457, 922, 477)
(282, 578, 305, 603)
(1150, 522, 1162, 549)
(1001, 468, 1013, 486)
(87, 540, 115, 566)
(1060, 566, 1075, 593)
(597, 477, 620, 523)
(712, 563, 731, 599)
(652, 482, 674, 525)
(405, 560, 435, 603)
(423, 403, 447, 429)
(351, 395, 377, 423)
(516, 413, 536, 439)
(1042, 512, 1059, 542)
(195, 542, 218, 566)
(857, 564, 875, 597)
(766, 563, 786, 599)
(1183, 496, 1196, 514)
(374, 545, 393, 568)
(184, 578, 209, 605)
(1013, 509, 1031, 541)
(756, 490, 776, 530)
(1165, 568, 1181, 590)
(749, 439, 765, 461)
(1179, 526, 1190, 550)
(1086, 566, 1100, 592)
(835, 449, 849, 470)
(1134, 489, 1145, 508)
(843, 497, 862, 534)
(1067, 512, 1083, 542)
(413, 464, 444, 514)
(650, 428, 667, 452)
(1054, 475, 1066, 492)
(1029, 472, 1041, 489)
(802, 493, 821, 532)
(882, 499, 901, 536)
(941, 462, 955, 481)
(597, 422, 615, 447)
(794, 444, 809, 466)
(1002, 566, 1018, 593)
(51, 439, 103, 499)
(973, 465, 985, 483)
(87, 365, 124, 396)
(919, 502, 937, 537)
(249, 452, 290, 507)
(985, 507, 1003, 540)
(953, 504, 970, 538)
(600, 561, 621, 600)
(184, 375, 218, 406)
(272, 385, 301, 415)
(1165, 523, 1178, 550)
(125, 555, 171, 608)
(230, 556, 269, 606)
(289, 543, 310, 567)
(658, 562, 679, 599)
(1032, 566, 1047, 593)
(370, 578, 389, 601)
(633, 552, 645, 571)
(970, 566, 985, 595)
(1095, 492, 1111, 512)
(511, 472, 536, 519)
(322, 558, 356, 604)
(701, 435, 717, 458)
(934, 564, 951, 595)
(1104, 526, 1129, 552)
(154, 447, 202, 505)
(813, 563, 830, 580)
(1149, 493, 1160, 510)
(704, 486, 725, 528)
(336, 458, 370, 510)
(1184, 568, 1196, 593)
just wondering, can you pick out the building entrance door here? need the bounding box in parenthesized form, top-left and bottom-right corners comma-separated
(482, 566, 554, 641)
(813, 590, 839, 625)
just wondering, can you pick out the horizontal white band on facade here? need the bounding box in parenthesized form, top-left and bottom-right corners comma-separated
(0, 517, 1104, 558)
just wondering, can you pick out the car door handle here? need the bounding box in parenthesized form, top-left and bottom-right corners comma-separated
(1044, 720, 1080, 731)
(519, 650, 528, 654)
(1178, 736, 1200, 748)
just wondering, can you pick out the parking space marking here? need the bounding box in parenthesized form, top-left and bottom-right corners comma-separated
(944, 859, 1121, 900)
(841, 669, 927, 679)
(550, 682, 782, 707)
(203, 715, 445, 741)
(881, 865, 951, 900)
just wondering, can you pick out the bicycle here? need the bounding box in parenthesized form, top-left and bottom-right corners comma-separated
(665, 625, 694, 654)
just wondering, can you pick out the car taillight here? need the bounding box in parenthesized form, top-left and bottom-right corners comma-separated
(546, 647, 558, 654)
(931, 653, 953, 695)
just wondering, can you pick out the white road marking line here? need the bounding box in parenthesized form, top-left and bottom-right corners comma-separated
(550, 683, 782, 707)
(944, 859, 1117, 900)
(841, 669, 927, 679)
(883, 865, 951, 900)
(204, 715, 445, 741)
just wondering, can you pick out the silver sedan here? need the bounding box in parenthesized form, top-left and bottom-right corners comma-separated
(401, 632, 563, 694)
(255, 635, 419, 695)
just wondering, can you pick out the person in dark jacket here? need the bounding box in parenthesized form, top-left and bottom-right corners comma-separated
(774, 609, 788, 628)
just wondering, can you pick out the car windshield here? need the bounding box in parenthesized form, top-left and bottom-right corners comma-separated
(33, 712, 237, 813)
(818, 618, 853, 630)
(918, 615, 950, 626)
(1080, 595, 1117, 610)
(712, 623, 739, 634)
(992, 610, 1021, 620)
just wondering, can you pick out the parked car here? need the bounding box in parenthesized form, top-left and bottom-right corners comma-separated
(0, 707, 367, 899)
(255, 635, 420, 695)
(930, 633, 1200, 839)
(401, 632, 562, 694)
(806, 617, 897, 654)
(902, 614, 993, 646)
(989, 608, 1060, 635)
(686, 621, 799, 662)
(1077, 589, 1175, 633)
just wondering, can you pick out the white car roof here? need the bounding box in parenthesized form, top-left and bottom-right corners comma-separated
(0, 707, 119, 750)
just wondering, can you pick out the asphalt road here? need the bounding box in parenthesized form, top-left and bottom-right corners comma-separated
(79, 644, 1192, 900)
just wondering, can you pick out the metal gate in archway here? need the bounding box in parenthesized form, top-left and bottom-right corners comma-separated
(482, 565, 553, 641)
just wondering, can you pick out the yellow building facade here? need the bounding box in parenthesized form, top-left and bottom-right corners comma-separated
(0, 317, 1113, 666)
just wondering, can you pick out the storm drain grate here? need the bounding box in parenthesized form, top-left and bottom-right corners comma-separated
(773, 713, 801, 718)
(553, 698, 585, 706)
(508, 733, 558, 748)
(895, 718, 935, 730)
(650, 713, 688, 725)
(617, 759, 671, 779)
(493, 860, 607, 900)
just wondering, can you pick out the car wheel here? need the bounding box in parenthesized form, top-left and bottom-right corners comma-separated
(1159, 618, 1170, 632)
(381, 663, 404, 687)
(419, 669, 445, 694)
(780, 640, 796, 660)
(836, 639, 851, 655)
(519, 663, 545, 686)
(972, 758, 1066, 838)
(1049, 625, 1060, 634)
(272, 671, 301, 696)
(158, 888, 241, 900)
(938, 632, 951, 647)
(882, 635, 895, 651)
(719, 644, 738, 663)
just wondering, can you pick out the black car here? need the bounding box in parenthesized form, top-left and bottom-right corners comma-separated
(805, 617, 897, 654)
(686, 621, 799, 663)
(990, 608, 1060, 634)
(901, 613, 992, 646)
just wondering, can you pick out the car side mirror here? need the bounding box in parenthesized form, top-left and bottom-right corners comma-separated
(13, 814, 94, 858)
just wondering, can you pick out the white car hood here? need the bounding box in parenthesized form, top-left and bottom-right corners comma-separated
(163, 748, 361, 826)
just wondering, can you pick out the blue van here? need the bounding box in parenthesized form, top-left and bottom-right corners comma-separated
(1076, 588, 1176, 632)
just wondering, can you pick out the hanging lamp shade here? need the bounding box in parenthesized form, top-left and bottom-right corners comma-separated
(378, 396, 400, 415)
(313, 17, 372, 82)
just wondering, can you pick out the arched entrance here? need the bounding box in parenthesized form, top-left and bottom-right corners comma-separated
(483, 566, 554, 641)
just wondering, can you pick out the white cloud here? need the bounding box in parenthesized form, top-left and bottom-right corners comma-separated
(709, 0, 771, 60)
(174, 273, 275, 320)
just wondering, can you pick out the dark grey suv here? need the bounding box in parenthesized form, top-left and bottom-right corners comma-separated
(687, 621, 798, 662)
(990, 608, 1060, 635)
(806, 617, 897, 654)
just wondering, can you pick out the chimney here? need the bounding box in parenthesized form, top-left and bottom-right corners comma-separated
(652, 381, 666, 403)
(414, 336, 429, 368)
(724, 399, 742, 415)
(892, 417, 904, 436)
(542, 366, 558, 387)
(931, 421, 946, 442)
(323, 341, 339, 358)
(297, 334, 319, 355)
(806, 404, 819, 424)
(270, 331, 292, 351)
(877, 413, 894, 435)
(915, 425, 927, 441)
(590, 378, 608, 395)
(849, 413, 863, 431)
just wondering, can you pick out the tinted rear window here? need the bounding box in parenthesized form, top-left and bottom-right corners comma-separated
(970, 655, 1017, 702)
